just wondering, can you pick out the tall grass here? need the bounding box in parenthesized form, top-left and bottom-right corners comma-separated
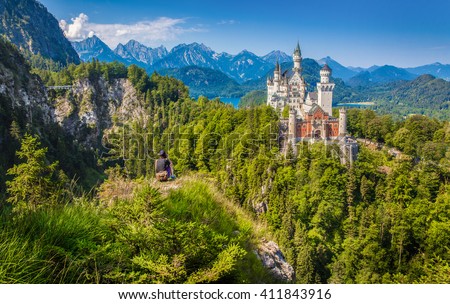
(0, 231, 52, 283)
(0, 203, 112, 283)
(165, 182, 240, 236)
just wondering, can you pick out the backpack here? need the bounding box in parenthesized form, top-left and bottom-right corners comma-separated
(156, 170, 168, 182)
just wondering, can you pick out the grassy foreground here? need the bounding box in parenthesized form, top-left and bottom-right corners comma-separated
(0, 176, 274, 284)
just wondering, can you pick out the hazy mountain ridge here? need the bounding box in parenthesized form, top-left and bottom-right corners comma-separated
(347, 65, 417, 87)
(406, 62, 450, 81)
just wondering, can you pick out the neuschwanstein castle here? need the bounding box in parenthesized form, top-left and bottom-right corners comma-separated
(267, 43, 347, 141)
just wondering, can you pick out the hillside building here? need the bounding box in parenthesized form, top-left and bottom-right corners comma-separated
(267, 43, 347, 142)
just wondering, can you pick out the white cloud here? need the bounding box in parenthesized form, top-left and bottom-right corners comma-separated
(218, 20, 239, 25)
(59, 13, 91, 40)
(59, 13, 204, 48)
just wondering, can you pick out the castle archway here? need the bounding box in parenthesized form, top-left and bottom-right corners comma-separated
(314, 129, 321, 139)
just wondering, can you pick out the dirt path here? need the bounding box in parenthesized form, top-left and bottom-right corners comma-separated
(150, 176, 185, 196)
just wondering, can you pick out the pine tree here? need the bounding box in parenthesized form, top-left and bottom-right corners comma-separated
(6, 134, 67, 212)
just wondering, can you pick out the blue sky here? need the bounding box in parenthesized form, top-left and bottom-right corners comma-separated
(41, 0, 450, 67)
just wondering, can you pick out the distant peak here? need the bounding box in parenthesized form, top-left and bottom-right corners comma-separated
(238, 49, 254, 56)
(82, 35, 107, 46)
(188, 42, 207, 48)
(89, 35, 100, 41)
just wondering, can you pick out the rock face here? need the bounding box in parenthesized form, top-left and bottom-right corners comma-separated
(0, 36, 144, 150)
(0, 38, 52, 126)
(0, 0, 80, 65)
(0, 37, 57, 191)
(53, 77, 145, 148)
(256, 240, 295, 282)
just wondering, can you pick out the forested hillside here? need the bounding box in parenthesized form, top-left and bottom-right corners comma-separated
(1, 37, 449, 284)
(160, 66, 246, 98)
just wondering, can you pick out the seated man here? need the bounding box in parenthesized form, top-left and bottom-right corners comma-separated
(155, 150, 173, 181)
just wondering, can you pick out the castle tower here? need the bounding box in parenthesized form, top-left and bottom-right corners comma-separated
(320, 64, 331, 83)
(273, 60, 281, 90)
(293, 42, 302, 74)
(266, 77, 273, 106)
(339, 108, 347, 136)
(317, 64, 335, 115)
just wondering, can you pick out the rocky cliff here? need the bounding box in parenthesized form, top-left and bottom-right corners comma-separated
(52, 77, 145, 148)
(0, 37, 52, 134)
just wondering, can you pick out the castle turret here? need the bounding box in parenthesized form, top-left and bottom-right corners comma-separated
(339, 108, 347, 136)
(272, 60, 281, 93)
(293, 42, 302, 74)
(320, 64, 331, 83)
(317, 64, 335, 115)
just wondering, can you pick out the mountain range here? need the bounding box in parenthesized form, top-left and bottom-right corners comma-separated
(72, 37, 274, 83)
(71, 35, 450, 88)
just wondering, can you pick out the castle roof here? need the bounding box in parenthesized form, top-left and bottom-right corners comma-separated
(307, 92, 318, 102)
(307, 103, 326, 115)
(294, 42, 301, 56)
(321, 64, 331, 71)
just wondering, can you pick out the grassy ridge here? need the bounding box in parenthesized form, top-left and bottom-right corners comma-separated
(163, 176, 275, 283)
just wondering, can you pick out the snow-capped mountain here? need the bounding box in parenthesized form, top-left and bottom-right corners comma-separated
(227, 50, 272, 82)
(71, 35, 120, 62)
(71, 37, 274, 83)
(151, 42, 219, 70)
(144, 42, 272, 82)
(114, 40, 167, 66)
(262, 50, 291, 65)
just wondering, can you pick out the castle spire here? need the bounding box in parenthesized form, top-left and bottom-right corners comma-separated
(293, 42, 302, 73)
(294, 41, 301, 57)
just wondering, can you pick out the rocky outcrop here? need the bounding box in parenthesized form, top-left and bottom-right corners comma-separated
(256, 240, 295, 282)
(0, 39, 53, 126)
(53, 77, 146, 148)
